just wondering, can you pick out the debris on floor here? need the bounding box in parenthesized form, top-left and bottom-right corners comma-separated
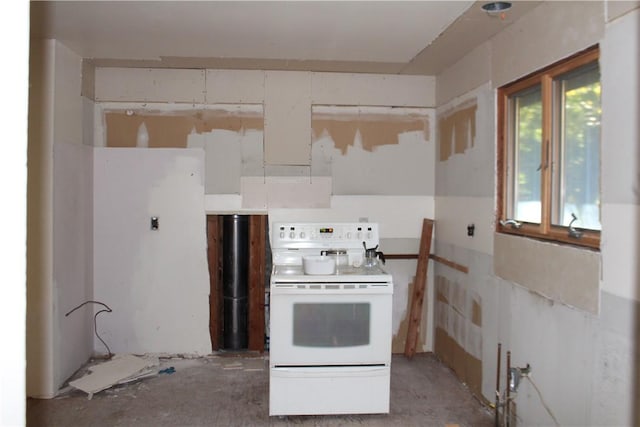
(242, 358, 265, 372)
(69, 354, 160, 399)
(29, 354, 494, 427)
(221, 360, 244, 370)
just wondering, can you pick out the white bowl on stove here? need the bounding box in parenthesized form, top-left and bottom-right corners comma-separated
(302, 255, 336, 275)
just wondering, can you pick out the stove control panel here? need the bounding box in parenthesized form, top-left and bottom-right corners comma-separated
(272, 222, 380, 250)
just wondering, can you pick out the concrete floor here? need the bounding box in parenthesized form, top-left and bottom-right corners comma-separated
(28, 353, 493, 427)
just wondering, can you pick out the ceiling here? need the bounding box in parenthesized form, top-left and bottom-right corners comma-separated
(30, 1, 541, 75)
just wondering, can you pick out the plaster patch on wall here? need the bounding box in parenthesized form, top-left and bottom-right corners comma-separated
(435, 328, 483, 398)
(312, 112, 430, 154)
(310, 107, 435, 195)
(93, 149, 211, 354)
(494, 233, 600, 314)
(438, 99, 477, 162)
(434, 274, 483, 397)
(104, 109, 263, 148)
(188, 129, 264, 195)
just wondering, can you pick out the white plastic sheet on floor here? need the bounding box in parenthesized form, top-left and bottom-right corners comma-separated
(69, 354, 160, 399)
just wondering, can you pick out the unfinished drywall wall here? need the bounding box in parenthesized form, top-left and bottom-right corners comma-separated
(493, 272, 598, 426)
(600, 6, 640, 300)
(434, 275, 482, 397)
(264, 71, 312, 165)
(54, 140, 94, 387)
(53, 42, 95, 392)
(433, 2, 640, 426)
(591, 291, 640, 424)
(95, 68, 206, 103)
(95, 68, 435, 108)
(93, 68, 436, 206)
(436, 41, 491, 107)
(81, 59, 95, 100)
(437, 101, 477, 162)
(93, 148, 211, 355)
(194, 127, 264, 195)
(491, 1, 604, 88)
(435, 196, 494, 257)
(311, 72, 435, 107)
(434, 81, 495, 261)
(494, 233, 600, 313)
(595, 10, 640, 424)
(97, 104, 435, 202)
(27, 39, 55, 399)
(83, 97, 95, 146)
(205, 69, 265, 104)
(311, 106, 434, 195)
(104, 109, 263, 148)
(28, 40, 94, 398)
(97, 104, 265, 195)
(92, 67, 438, 356)
(241, 176, 332, 209)
(606, 0, 640, 21)
(431, 242, 497, 404)
(312, 107, 430, 155)
(436, 82, 494, 198)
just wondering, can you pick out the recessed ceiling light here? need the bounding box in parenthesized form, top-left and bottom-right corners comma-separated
(481, 2, 512, 13)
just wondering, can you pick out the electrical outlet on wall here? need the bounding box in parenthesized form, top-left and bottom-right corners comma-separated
(467, 224, 475, 237)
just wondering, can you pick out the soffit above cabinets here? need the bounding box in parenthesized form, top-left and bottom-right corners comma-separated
(30, 1, 542, 76)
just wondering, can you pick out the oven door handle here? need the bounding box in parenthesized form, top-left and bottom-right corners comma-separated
(271, 366, 389, 378)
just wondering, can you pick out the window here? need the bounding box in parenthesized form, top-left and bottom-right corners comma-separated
(497, 46, 601, 249)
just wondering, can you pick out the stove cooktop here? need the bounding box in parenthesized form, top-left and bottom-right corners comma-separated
(273, 264, 388, 276)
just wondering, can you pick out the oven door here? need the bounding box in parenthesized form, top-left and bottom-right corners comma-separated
(269, 285, 392, 366)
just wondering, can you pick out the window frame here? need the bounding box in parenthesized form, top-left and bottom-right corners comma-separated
(496, 46, 601, 250)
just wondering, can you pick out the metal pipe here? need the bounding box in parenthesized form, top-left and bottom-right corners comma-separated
(506, 351, 511, 427)
(495, 343, 501, 427)
(222, 214, 249, 350)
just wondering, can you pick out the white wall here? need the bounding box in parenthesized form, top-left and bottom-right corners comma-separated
(93, 148, 211, 355)
(593, 6, 640, 424)
(27, 39, 55, 399)
(27, 39, 94, 398)
(52, 41, 95, 394)
(435, 2, 640, 425)
(434, 60, 498, 401)
(54, 140, 94, 385)
(2, 2, 28, 425)
(600, 5, 640, 301)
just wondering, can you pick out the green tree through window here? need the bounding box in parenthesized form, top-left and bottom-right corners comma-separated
(498, 46, 601, 249)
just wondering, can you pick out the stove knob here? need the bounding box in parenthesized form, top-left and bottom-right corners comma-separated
(289, 231, 296, 239)
(346, 232, 352, 239)
(300, 232, 306, 239)
(357, 232, 363, 239)
(279, 231, 285, 239)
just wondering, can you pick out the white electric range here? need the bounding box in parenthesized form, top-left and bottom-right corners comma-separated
(269, 222, 393, 416)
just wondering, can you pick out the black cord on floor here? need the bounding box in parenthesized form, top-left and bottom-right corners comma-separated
(65, 300, 113, 359)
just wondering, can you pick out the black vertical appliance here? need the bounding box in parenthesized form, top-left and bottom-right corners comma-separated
(222, 214, 249, 350)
